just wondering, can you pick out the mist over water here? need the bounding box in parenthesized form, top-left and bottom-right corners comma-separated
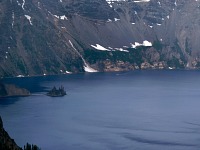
(1, 70, 200, 150)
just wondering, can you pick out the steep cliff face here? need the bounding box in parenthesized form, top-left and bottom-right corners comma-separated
(0, 0, 200, 77)
(0, 117, 21, 150)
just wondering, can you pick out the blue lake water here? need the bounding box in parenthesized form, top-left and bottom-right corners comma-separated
(1, 70, 200, 150)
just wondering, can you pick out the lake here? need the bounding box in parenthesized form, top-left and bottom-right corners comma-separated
(1, 70, 200, 150)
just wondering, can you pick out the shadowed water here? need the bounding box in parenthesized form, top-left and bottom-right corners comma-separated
(0, 70, 200, 150)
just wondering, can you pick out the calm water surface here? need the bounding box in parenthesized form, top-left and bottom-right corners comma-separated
(1, 70, 200, 150)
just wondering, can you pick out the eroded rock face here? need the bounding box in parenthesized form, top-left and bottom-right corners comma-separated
(0, 0, 200, 77)
(0, 117, 21, 150)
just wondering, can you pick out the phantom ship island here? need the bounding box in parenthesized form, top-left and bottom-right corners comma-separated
(47, 86, 67, 97)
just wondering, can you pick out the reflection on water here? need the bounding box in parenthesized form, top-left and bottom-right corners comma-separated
(0, 70, 200, 150)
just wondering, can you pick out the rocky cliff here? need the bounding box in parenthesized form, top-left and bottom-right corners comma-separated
(0, 116, 40, 150)
(0, 0, 200, 77)
(0, 116, 21, 150)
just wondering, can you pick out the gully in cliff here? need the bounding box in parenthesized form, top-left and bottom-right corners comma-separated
(46, 86, 67, 97)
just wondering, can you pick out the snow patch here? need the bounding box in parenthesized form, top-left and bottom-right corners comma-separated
(91, 44, 110, 51)
(69, 40, 97, 73)
(84, 65, 97, 73)
(53, 15, 59, 19)
(91, 44, 129, 53)
(167, 15, 170, 19)
(131, 42, 142, 48)
(107, 19, 112, 22)
(131, 40, 152, 48)
(22, 0, 25, 10)
(114, 48, 129, 52)
(12, 11, 14, 28)
(175, 1, 177, 6)
(60, 15, 68, 20)
(65, 71, 72, 74)
(106, 0, 150, 3)
(24, 15, 33, 25)
(16, 0, 21, 6)
(134, 0, 150, 2)
(143, 40, 152, 46)
(48, 11, 68, 20)
(114, 18, 120, 22)
(17, 75, 25, 78)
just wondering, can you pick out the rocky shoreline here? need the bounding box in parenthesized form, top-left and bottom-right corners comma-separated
(0, 116, 40, 150)
(0, 116, 22, 150)
(0, 83, 31, 98)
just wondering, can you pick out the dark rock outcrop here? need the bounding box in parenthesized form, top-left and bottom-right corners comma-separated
(0, 83, 30, 97)
(0, 116, 21, 150)
(0, 117, 40, 150)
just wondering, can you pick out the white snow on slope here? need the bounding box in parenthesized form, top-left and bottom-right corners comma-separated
(131, 40, 152, 48)
(107, 19, 112, 22)
(91, 44, 130, 52)
(53, 14, 59, 19)
(106, 0, 150, 7)
(12, 11, 14, 28)
(143, 40, 152, 46)
(114, 18, 120, 22)
(25, 15, 33, 25)
(175, 0, 177, 6)
(131, 42, 142, 48)
(84, 65, 97, 73)
(48, 11, 68, 20)
(69, 40, 97, 73)
(65, 70, 72, 74)
(60, 15, 68, 20)
(22, 0, 25, 10)
(17, 75, 25, 78)
(16, 0, 21, 6)
(91, 44, 110, 51)
(107, 18, 120, 22)
(134, 0, 150, 2)
(106, 0, 150, 2)
(115, 48, 129, 52)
